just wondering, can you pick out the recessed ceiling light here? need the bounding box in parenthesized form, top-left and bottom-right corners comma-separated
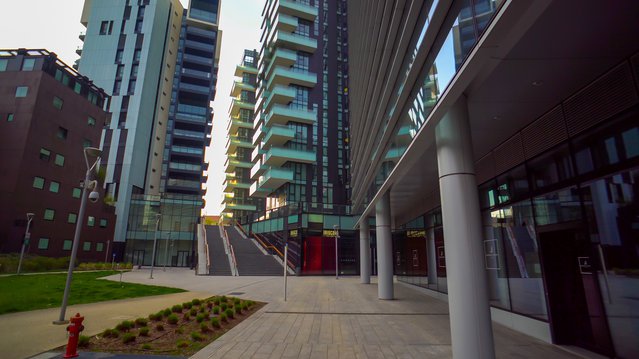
(492, 116, 501, 120)
(531, 80, 544, 86)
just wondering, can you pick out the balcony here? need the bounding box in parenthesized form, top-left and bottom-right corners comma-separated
(180, 82, 211, 94)
(275, 13, 297, 32)
(252, 125, 265, 145)
(225, 173, 235, 181)
(227, 116, 254, 132)
(250, 161, 267, 180)
(172, 145, 204, 156)
(224, 158, 252, 173)
(79, 32, 85, 41)
(266, 67, 317, 90)
(169, 162, 202, 173)
(250, 182, 272, 198)
(222, 193, 234, 203)
(273, 31, 317, 53)
(265, 104, 317, 127)
(264, 85, 295, 111)
(259, 167, 294, 189)
(224, 180, 251, 192)
(226, 136, 254, 154)
(263, 146, 315, 167)
(230, 98, 254, 117)
(75, 47, 82, 56)
(264, 48, 296, 78)
(173, 129, 205, 141)
(226, 202, 257, 211)
(234, 64, 258, 77)
(263, 125, 295, 148)
(230, 80, 256, 97)
(278, 0, 318, 21)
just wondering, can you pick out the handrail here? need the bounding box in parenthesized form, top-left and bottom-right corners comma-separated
(234, 220, 248, 237)
(252, 233, 295, 269)
(223, 227, 239, 276)
(202, 222, 210, 272)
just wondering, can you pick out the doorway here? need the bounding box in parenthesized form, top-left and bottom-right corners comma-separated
(132, 250, 145, 266)
(176, 251, 189, 267)
(538, 228, 614, 356)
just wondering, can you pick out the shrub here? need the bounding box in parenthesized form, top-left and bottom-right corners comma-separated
(141, 343, 152, 350)
(102, 329, 119, 338)
(212, 306, 220, 314)
(220, 303, 228, 311)
(78, 335, 90, 348)
(213, 298, 221, 306)
(189, 308, 197, 316)
(200, 322, 209, 332)
(176, 340, 189, 348)
(116, 320, 133, 332)
(225, 309, 234, 319)
(199, 306, 206, 313)
(242, 303, 249, 311)
(122, 333, 136, 344)
(195, 313, 206, 323)
(233, 298, 241, 305)
(135, 318, 148, 327)
(162, 308, 172, 317)
(206, 301, 213, 309)
(192, 298, 201, 306)
(167, 314, 179, 325)
(190, 331, 204, 341)
(220, 295, 227, 302)
(139, 327, 149, 336)
(183, 313, 191, 321)
(176, 327, 184, 334)
(155, 323, 164, 331)
(171, 304, 183, 313)
(211, 317, 221, 328)
(220, 313, 228, 322)
(148, 313, 159, 321)
(182, 302, 192, 309)
(235, 306, 242, 315)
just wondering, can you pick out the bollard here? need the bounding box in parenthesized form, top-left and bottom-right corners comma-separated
(64, 313, 85, 358)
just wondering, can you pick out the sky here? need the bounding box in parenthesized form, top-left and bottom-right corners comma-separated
(0, 0, 263, 216)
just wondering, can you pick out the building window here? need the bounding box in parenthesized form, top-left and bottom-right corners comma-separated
(52, 96, 64, 110)
(54, 154, 65, 166)
(128, 79, 136, 94)
(49, 181, 60, 193)
(74, 82, 82, 94)
(56, 127, 68, 140)
(0, 59, 8, 71)
(116, 64, 124, 78)
(44, 209, 55, 221)
(38, 238, 49, 250)
(68, 213, 77, 224)
(63, 240, 72, 250)
(115, 50, 124, 63)
(83, 242, 91, 251)
(7, 113, 14, 122)
(21, 58, 35, 71)
(131, 64, 139, 78)
(113, 80, 121, 95)
(83, 139, 92, 148)
(96, 242, 104, 252)
(134, 19, 143, 33)
(72, 187, 81, 198)
(88, 116, 96, 126)
(33, 176, 45, 189)
(134, 49, 141, 62)
(88, 216, 95, 226)
(39, 148, 51, 161)
(15, 86, 28, 98)
(100, 21, 109, 35)
(99, 219, 108, 228)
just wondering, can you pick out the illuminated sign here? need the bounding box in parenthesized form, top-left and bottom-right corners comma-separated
(323, 229, 338, 237)
(289, 229, 298, 238)
(406, 230, 426, 238)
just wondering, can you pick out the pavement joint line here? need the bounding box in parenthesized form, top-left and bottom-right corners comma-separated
(220, 277, 280, 294)
(263, 311, 449, 315)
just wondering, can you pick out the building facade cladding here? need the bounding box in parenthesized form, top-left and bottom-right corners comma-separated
(0, 49, 116, 262)
(78, 0, 184, 255)
(349, 0, 639, 358)
(222, 50, 264, 223)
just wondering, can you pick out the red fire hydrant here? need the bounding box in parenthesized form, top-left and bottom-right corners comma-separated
(64, 313, 85, 358)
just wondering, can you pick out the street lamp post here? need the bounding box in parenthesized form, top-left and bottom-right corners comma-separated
(149, 214, 161, 279)
(163, 231, 170, 271)
(334, 225, 340, 280)
(54, 147, 102, 325)
(16, 213, 35, 274)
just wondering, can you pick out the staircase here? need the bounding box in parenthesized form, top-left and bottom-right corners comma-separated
(227, 226, 283, 276)
(205, 225, 232, 276)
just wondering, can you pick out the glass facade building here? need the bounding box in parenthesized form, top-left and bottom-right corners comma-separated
(348, 0, 639, 358)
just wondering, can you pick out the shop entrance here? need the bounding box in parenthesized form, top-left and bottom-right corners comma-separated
(538, 227, 614, 357)
(132, 250, 145, 266)
(176, 251, 189, 267)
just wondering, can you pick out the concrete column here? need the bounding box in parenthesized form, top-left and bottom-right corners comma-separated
(375, 191, 394, 300)
(360, 220, 371, 284)
(427, 227, 437, 286)
(435, 96, 495, 359)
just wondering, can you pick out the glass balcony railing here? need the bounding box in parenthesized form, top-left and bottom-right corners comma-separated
(265, 104, 317, 126)
(266, 66, 317, 90)
(169, 162, 202, 172)
(172, 146, 203, 155)
(167, 178, 201, 189)
(278, 0, 318, 21)
(263, 146, 315, 167)
(174, 129, 205, 139)
(274, 31, 318, 53)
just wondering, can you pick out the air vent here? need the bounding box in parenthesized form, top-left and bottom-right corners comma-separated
(493, 134, 525, 176)
(474, 152, 496, 185)
(564, 62, 638, 137)
(522, 106, 567, 160)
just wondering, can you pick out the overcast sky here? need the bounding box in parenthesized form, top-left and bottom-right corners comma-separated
(0, 0, 262, 216)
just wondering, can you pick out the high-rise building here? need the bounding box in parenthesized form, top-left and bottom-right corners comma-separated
(348, 1, 639, 358)
(0, 49, 115, 261)
(77, 0, 221, 265)
(222, 49, 263, 223)
(245, 0, 353, 275)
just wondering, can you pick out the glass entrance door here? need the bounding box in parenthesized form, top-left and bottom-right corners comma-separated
(538, 227, 614, 356)
(132, 250, 145, 266)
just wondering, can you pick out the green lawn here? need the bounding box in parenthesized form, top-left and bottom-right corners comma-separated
(0, 271, 184, 315)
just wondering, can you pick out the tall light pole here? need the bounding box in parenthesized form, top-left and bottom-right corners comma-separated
(334, 225, 340, 280)
(54, 147, 102, 325)
(149, 214, 161, 279)
(163, 231, 170, 271)
(16, 213, 35, 274)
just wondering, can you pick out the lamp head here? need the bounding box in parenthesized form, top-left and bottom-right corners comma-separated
(84, 147, 102, 158)
(26, 213, 34, 219)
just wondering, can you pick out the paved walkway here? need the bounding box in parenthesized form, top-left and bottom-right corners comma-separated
(1, 268, 582, 358)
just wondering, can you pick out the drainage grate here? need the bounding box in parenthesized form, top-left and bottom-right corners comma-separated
(227, 292, 244, 295)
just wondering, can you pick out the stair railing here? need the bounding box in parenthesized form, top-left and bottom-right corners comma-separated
(252, 233, 295, 271)
(220, 225, 239, 276)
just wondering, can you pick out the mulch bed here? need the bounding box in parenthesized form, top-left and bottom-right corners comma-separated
(73, 296, 264, 356)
